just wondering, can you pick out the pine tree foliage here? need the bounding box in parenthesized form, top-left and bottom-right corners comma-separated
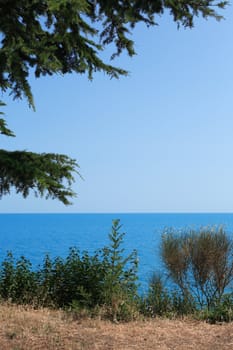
(0, 150, 79, 205)
(0, 0, 228, 106)
(0, 0, 228, 204)
(0, 102, 14, 137)
(0, 102, 80, 204)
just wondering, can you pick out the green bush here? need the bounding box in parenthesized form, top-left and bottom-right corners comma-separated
(0, 251, 16, 300)
(41, 248, 106, 308)
(100, 219, 139, 321)
(197, 294, 233, 323)
(0, 252, 37, 304)
(141, 273, 196, 318)
(0, 220, 139, 321)
(141, 274, 172, 317)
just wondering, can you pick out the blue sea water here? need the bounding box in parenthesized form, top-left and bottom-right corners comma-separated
(1, 213, 233, 293)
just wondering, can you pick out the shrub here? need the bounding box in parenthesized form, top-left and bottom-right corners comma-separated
(161, 226, 233, 310)
(0, 252, 37, 304)
(100, 219, 139, 321)
(43, 248, 106, 308)
(142, 273, 172, 317)
(0, 251, 15, 300)
(198, 293, 233, 323)
(0, 220, 139, 321)
(141, 273, 195, 318)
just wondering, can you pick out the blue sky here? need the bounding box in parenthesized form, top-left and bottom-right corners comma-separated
(1, 6, 233, 213)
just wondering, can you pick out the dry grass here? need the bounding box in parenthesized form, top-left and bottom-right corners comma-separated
(0, 304, 233, 349)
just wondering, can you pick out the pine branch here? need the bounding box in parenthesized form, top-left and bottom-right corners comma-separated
(0, 150, 80, 205)
(0, 101, 15, 137)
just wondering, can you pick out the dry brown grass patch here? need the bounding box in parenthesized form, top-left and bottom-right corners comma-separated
(0, 304, 233, 349)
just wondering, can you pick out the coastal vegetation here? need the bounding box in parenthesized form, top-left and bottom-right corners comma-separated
(1, 220, 233, 324)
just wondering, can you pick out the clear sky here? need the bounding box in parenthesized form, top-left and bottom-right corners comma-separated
(1, 6, 233, 213)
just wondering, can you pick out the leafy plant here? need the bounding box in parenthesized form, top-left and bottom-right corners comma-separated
(141, 273, 195, 318)
(0, 220, 139, 321)
(142, 273, 172, 317)
(198, 294, 233, 323)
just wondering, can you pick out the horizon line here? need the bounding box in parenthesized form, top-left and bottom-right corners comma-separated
(1, 211, 233, 215)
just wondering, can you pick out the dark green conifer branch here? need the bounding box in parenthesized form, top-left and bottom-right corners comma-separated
(0, 101, 14, 137)
(0, 150, 80, 205)
(0, 0, 228, 107)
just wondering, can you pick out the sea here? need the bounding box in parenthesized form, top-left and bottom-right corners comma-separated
(1, 213, 233, 293)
